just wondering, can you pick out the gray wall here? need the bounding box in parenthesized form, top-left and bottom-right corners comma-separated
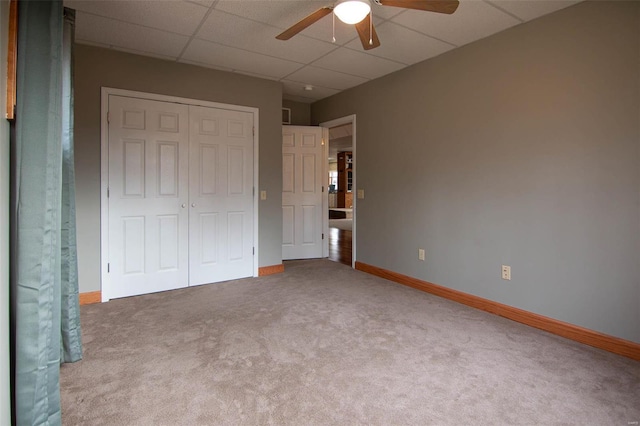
(75, 45, 283, 293)
(0, 0, 11, 421)
(282, 99, 311, 126)
(312, 1, 640, 343)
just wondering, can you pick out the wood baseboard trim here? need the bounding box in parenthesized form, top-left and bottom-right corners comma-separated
(259, 264, 285, 276)
(79, 291, 101, 305)
(355, 261, 640, 361)
(79, 266, 285, 304)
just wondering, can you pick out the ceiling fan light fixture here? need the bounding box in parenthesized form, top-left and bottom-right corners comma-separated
(334, 0, 371, 25)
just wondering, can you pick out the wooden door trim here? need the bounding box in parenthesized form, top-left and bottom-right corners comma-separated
(5, 0, 17, 120)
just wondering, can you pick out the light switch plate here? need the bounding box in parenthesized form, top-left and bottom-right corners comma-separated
(260, 190, 267, 200)
(357, 189, 365, 199)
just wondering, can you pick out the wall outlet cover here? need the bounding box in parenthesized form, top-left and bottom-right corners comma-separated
(501, 265, 511, 280)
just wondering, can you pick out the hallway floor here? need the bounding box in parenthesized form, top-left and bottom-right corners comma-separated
(328, 225, 351, 266)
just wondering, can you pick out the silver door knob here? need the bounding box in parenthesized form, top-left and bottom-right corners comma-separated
(181, 203, 186, 208)
(191, 203, 196, 207)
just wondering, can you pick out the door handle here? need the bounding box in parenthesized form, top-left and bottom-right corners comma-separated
(181, 203, 186, 208)
(191, 203, 196, 208)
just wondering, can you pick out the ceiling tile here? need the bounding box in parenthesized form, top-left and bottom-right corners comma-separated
(75, 38, 179, 62)
(214, 1, 402, 46)
(66, 0, 208, 36)
(392, 0, 521, 47)
(275, 7, 400, 46)
(282, 81, 340, 102)
(371, 4, 406, 20)
(285, 66, 369, 91)
(106, 45, 178, 62)
(215, 1, 328, 28)
(232, 70, 281, 82)
(181, 38, 303, 79)
(196, 10, 336, 63)
(75, 12, 190, 58)
(178, 59, 234, 73)
(345, 21, 455, 65)
(295, 14, 361, 46)
(67, 0, 585, 101)
(187, 0, 215, 7)
(312, 47, 405, 80)
(488, 0, 581, 22)
(215, 0, 403, 29)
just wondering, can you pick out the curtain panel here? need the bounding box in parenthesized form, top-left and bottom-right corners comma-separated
(60, 7, 81, 365)
(12, 1, 81, 424)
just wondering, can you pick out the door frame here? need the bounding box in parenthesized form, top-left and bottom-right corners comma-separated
(100, 87, 260, 302)
(320, 114, 356, 268)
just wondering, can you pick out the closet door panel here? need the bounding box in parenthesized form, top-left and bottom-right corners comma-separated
(188, 105, 254, 285)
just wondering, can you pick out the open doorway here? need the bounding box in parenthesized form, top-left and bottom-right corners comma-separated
(322, 115, 356, 267)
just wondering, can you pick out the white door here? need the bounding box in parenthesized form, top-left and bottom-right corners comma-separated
(107, 95, 190, 299)
(282, 126, 327, 260)
(189, 105, 254, 285)
(106, 94, 255, 299)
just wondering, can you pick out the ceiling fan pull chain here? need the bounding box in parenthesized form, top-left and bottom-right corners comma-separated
(369, 12, 373, 45)
(332, 11, 336, 43)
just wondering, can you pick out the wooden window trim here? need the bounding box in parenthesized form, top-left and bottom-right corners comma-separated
(5, 0, 17, 120)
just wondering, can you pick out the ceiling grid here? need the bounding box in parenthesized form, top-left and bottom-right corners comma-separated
(65, 0, 582, 103)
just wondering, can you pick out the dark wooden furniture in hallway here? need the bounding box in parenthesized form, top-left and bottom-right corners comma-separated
(328, 227, 352, 266)
(337, 151, 353, 208)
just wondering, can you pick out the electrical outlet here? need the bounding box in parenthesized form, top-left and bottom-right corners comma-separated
(501, 265, 511, 280)
(418, 249, 425, 261)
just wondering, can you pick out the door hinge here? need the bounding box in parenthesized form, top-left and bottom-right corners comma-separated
(252, 126, 255, 136)
(107, 263, 110, 273)
(322, 186, 324, 193)
(107, 111, 110, 124)
(253, 247, 255, 255)
(107, 187, 110, 198)
(322, 233, 324, 240)
(253, 187, 255, 196)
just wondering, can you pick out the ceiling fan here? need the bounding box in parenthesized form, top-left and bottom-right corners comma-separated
(276, 0, 460, 51)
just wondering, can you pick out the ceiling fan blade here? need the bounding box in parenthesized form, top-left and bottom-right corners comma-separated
(276, 7, 333, 40)
(379, 0, 459, 14)
(355, 14, 381, 50)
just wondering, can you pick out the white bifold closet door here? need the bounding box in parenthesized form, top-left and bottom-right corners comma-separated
(107, 95, 253, 299)
(188, 105, 254, 286)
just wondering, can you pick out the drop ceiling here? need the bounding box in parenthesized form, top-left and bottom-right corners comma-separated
(65, 0, 581, 103)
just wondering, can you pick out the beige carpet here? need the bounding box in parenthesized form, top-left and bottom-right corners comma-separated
(61, 260, 640, 425)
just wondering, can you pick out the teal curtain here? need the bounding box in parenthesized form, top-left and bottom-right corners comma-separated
(13, 1, 82, 424)
(60, 8, 82, 365)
